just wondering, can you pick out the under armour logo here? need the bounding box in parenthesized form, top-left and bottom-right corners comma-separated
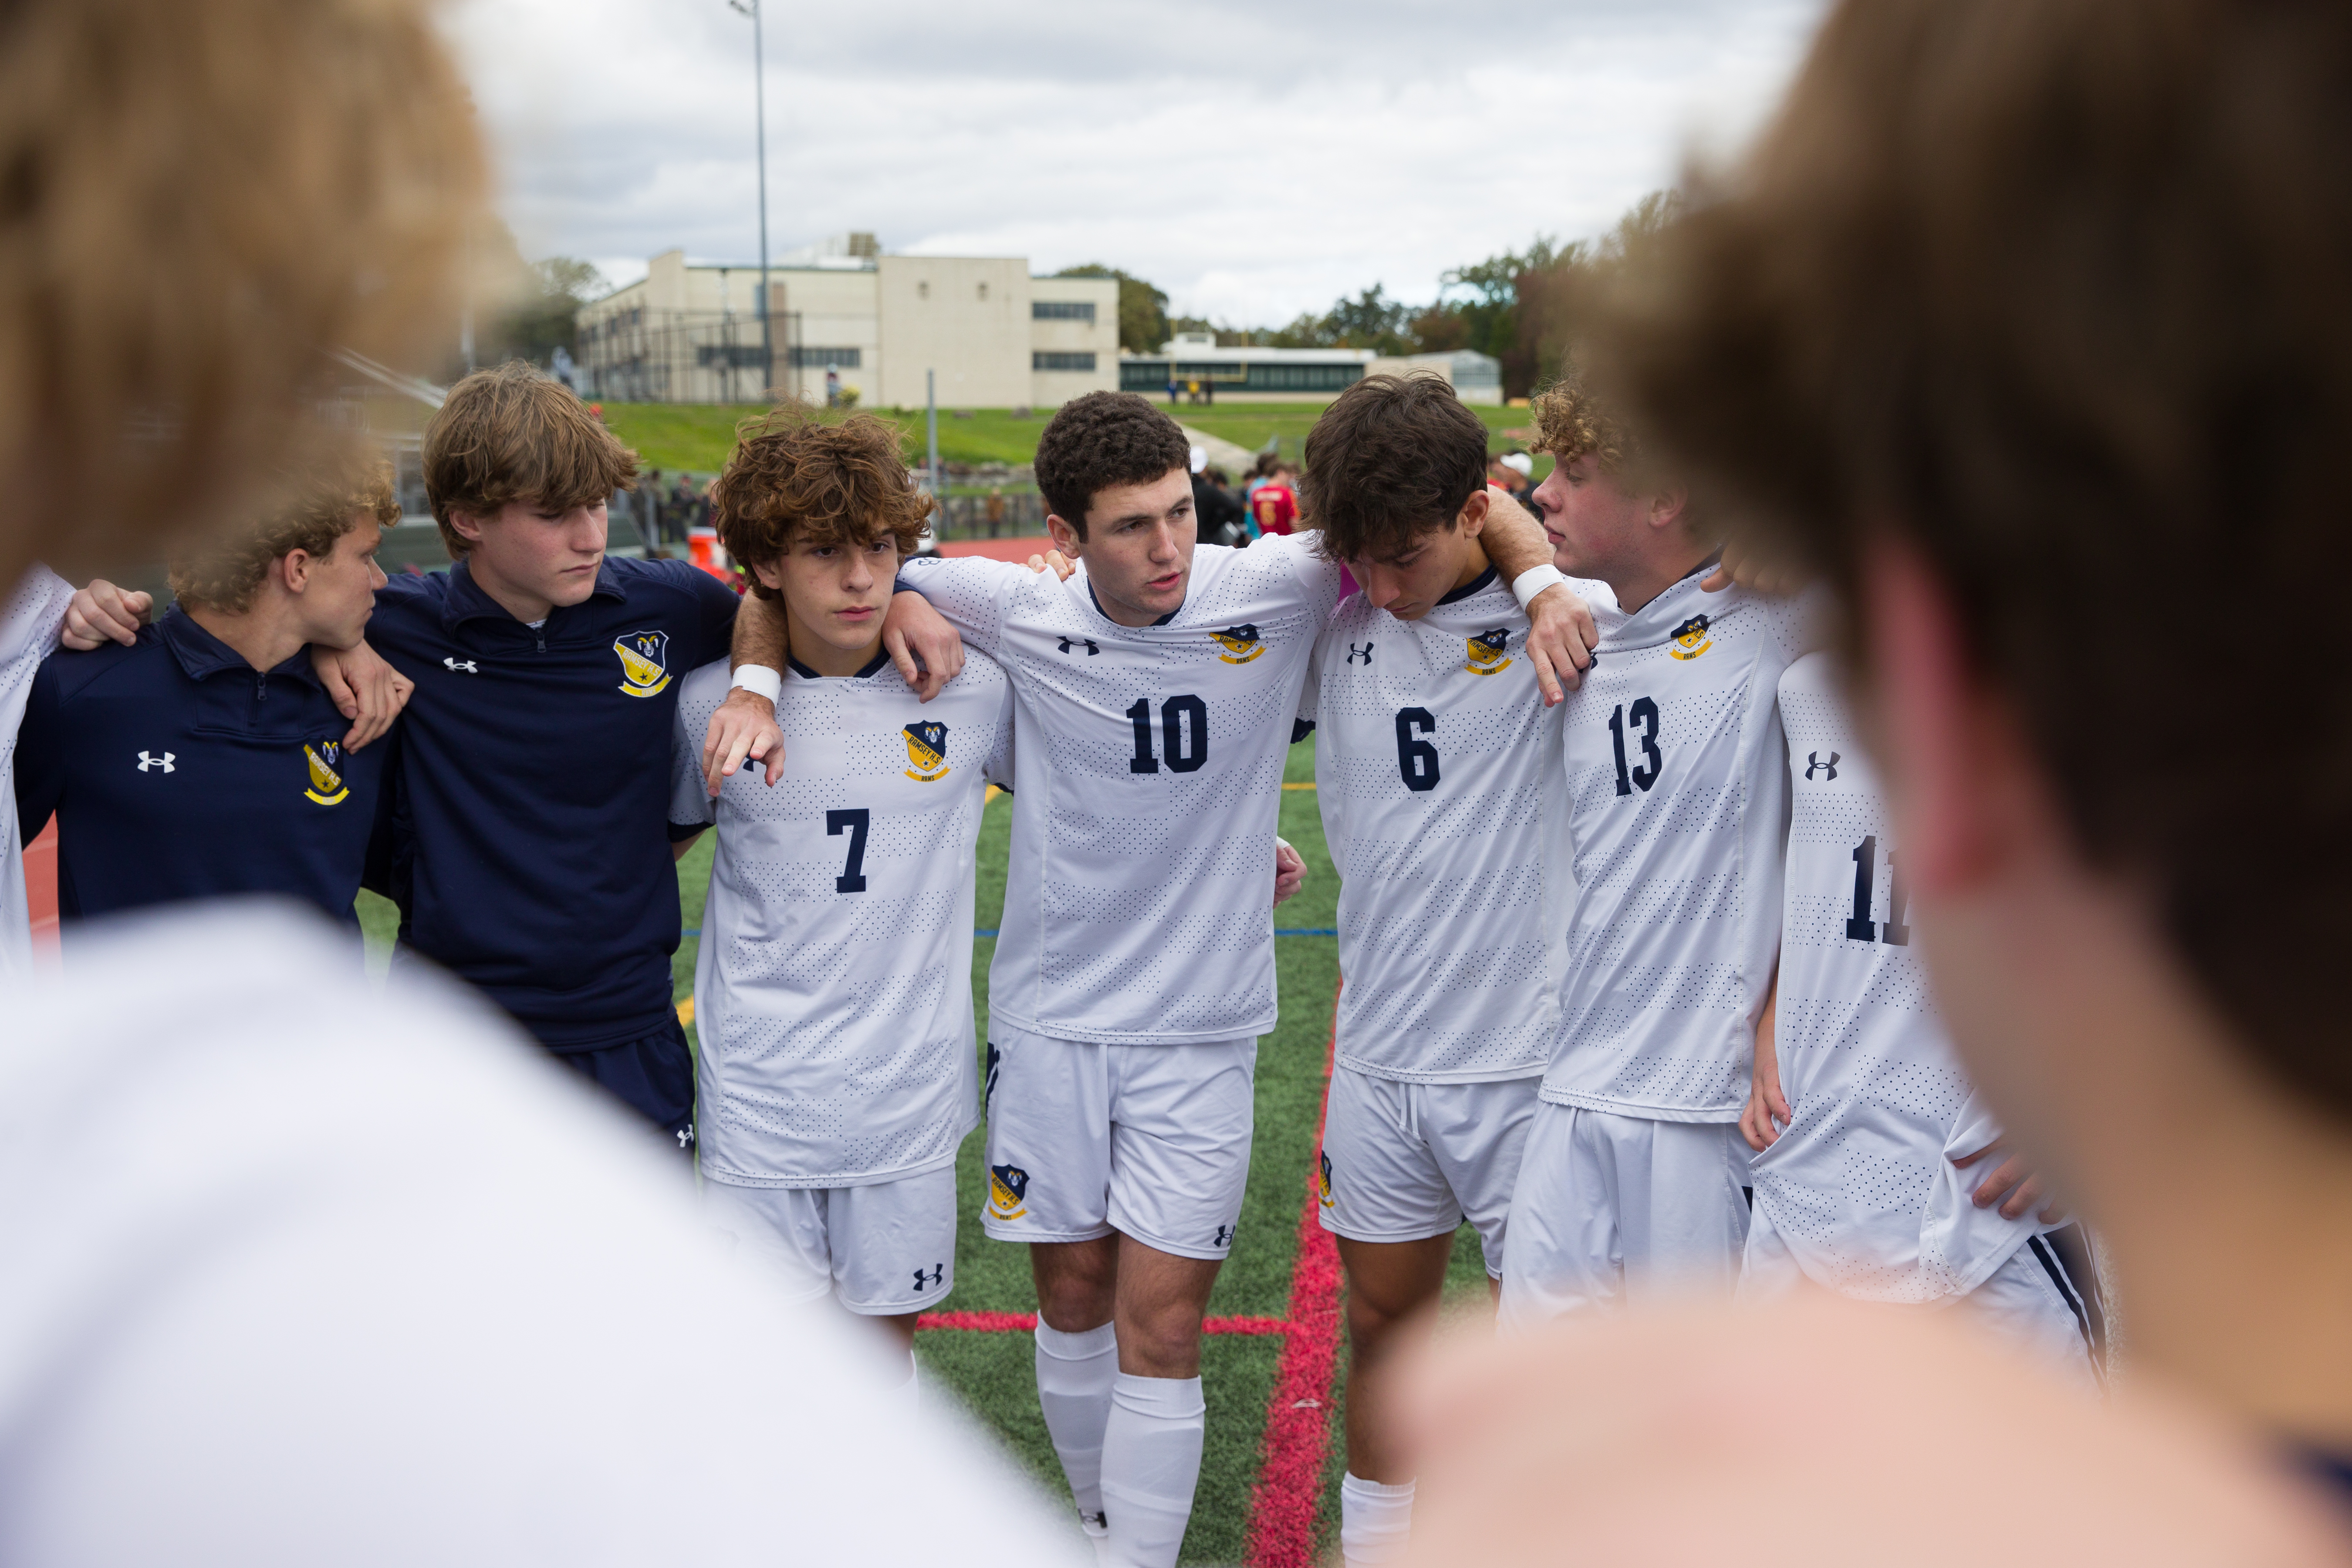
(1213, 1224, 1234, 1247)
(1805, 750, 1840, 781)
(1345, 643, 1373, 666)
(675, 1124, 695, 1149)
(135, 750, 175, 773)
(912, 1263, 944, 1291)
(1057, 636, 1099, 656)
(443, 657, 478, 673)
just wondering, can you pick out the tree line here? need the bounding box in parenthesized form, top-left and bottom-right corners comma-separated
(1060, 191, 1680, 400)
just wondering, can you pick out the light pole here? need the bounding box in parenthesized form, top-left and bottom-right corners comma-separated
(727, 0, 773, 399)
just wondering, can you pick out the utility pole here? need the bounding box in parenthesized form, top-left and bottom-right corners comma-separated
(728, 0, 773, 399)
(926, 368, 940, 495)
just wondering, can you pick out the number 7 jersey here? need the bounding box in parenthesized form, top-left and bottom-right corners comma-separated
(1304, 569, 1572, 1081)
(668, 651, 1014, 1187)
(1543, 571, 1821, 1121)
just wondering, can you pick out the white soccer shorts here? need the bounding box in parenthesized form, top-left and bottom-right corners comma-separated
(703, 1165, 959, 1316)
(1498, 1102, 1753, 1330)
(980, 1024, 1257, 1262)
(1738, 1202, 2107, 1390)
(1316, 1066, 1540, 1275)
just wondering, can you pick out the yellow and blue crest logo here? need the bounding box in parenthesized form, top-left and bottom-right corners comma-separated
(613, 629, 672, 696)
(303, 738, 348, 805)
(987, 1162, 1030, 1221)
(1209, 624, 1265, 664)
(1669, 613, 1714, 662)
(1464, 627, 1513, 676)
(904, 720, 951, 782)
(1317, 1149, 1335, 1209)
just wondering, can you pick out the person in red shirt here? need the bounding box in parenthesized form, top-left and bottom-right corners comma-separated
(1249, 462, 1299, 537)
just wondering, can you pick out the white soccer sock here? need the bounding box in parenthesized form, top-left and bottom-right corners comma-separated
(1099, 1372, 1206, 1568)
(1339, 1473, 1416, 1567)
(1034, 1320, 1119, 1534)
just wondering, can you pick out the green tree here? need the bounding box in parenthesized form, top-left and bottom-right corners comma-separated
(477, 238, 609, 367)
(1055, 264, 1169, 355)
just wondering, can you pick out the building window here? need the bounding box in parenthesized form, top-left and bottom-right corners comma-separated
(1033, 351, 1098, 372)
(696, 344, 769, 368)
(1244, 362, 1362, 392)
(1033, 300, 1097, 323)
(1120, 359, 1171, 391)
(787, 346, 862, 368)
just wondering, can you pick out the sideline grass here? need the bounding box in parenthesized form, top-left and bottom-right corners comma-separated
(595, 401, 1551, 483)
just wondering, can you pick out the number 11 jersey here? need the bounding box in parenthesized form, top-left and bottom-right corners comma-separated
(1304, 568, 1572, 1081)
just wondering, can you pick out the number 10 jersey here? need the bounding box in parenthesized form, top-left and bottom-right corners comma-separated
(1303, 570, 1571, 1081)
(669, 652, 1014, 1188)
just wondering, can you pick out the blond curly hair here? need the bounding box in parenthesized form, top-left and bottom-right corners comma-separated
(169, 441, 399, 614)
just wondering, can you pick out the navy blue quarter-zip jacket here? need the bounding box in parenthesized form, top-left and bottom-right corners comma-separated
(13, 609, 391, 932)
(364, 556, 740, 1050)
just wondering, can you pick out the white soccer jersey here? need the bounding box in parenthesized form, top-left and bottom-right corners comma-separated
(1305, 568, 1571, 1081)
(1542, 571, 1819, 1122)
(669, 651, 1014, 1187)
(1747, 651, 2041, 1301)
(0, 564, 70, 977)
(899, 532, 1341, 1043)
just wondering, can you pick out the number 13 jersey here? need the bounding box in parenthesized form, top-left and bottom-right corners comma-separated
(898, 534, 1341, 1043)
(1303, 569, 1572, 1081)
(669, 652, 1014, 1188)
(1543, 571, 1820, 1122)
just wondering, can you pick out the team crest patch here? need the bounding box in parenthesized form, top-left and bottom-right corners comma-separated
(903, 720, 951, 782)
(1317, 1149, 1335, 1209)
(302, 738, 348, 805)
(1209, 624, 1265, 664)
(1464, 628, 1513, 676)
(1668, 614, 1714, 661)
(987, 1162, 1030, 1221)
(612, 630, 672, 696)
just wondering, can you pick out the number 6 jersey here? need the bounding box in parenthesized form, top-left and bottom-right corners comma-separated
(1748, 651, 2042, 1301)
(1303, 568, 1573, 1081)
(1543, 571, 1820, 1121)
(897, 534, 1342, 1043)
(669, 651, 1014, 1188)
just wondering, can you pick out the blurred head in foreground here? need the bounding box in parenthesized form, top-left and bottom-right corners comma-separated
(167, 439, 399, 652)
(1603, 0, 2352, 1437)
(0, 0, 481, 592)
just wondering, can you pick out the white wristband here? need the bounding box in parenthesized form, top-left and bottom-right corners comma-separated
(729, 664, 782, 703)
(1511, 564, 1569, 612)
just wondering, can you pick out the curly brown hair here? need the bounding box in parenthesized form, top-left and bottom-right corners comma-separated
(423, 362, 639, 558)
(711, 407, 931, 597)
(1302, 374, 1489, 564)
(169, 440, 399, 614)
(1529, 378, 1641, 474)
(1033, 391, 1190, 538)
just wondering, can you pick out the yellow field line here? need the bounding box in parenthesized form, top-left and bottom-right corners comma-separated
(676, 997, 695, 1026)
(1282, 781, 1317, 791)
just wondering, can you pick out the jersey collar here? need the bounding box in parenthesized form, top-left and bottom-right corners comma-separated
(1435, 564, 1500, 606)
(156, 606, 322, 688)
(1086, 578, 1178, 628)
(443, 557, 629, 634)
(786, 649, 893, 680)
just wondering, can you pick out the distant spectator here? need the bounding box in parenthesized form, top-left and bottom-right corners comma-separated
(1249, 462, 1298, 537)
(825, 367, 842, 408)
(645, 469, 666, 543)
(985, 487, 1007, 539)
(1188, 444, 1245, 547)
(1497, 449, 1535, 505)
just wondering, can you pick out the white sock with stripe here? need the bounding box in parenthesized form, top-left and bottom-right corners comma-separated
(1340, 1473, 1415, 1566)
(1034, 1320, 1119, 1538)
(1100, 1371, 1205, 1568)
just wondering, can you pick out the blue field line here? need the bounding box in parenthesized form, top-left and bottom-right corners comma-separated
(681, 926, 1339, 939)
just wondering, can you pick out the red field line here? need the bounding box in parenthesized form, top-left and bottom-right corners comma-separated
(915, 1309, 1290, 1337)
(1242, 992, 1344, 1568)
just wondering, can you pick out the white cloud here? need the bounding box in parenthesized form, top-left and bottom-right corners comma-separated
(442, 0, 1827, 322)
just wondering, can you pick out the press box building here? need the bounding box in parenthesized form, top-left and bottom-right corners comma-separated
(574, 235, 1119, 409)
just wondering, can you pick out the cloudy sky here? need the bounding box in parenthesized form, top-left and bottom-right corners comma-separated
(442, 0, 1829, 325)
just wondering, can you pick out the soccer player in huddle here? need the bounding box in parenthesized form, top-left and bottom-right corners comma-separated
(1294, 376, 1579, 1567)
(730, 389, 1594, 1567)
(1740, 651, 2105, 1382)
(18, 444, 399, 935)
(1498, 378, 1815, 1325)
(669, 409, 1013, 1401)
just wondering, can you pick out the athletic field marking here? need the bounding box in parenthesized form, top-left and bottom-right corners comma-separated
(681, 927, 1337, 939)
(914, 1310, 1291, 1336)
(676, 997, 693, 1026)
(1240, 984, 1343, 1568)
(1280, 781, 1316, 791)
